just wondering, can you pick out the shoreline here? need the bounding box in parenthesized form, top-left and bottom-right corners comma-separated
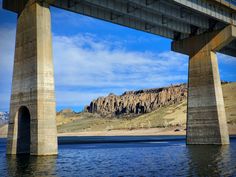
(1, 125, 236, 138)
(58, 127, 186, 137)
(58, 124, 236, 137)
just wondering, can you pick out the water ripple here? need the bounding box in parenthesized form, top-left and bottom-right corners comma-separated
(0, 138, 235, 177)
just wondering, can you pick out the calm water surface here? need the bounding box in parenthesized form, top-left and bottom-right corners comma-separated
(0, 136, 236, 177)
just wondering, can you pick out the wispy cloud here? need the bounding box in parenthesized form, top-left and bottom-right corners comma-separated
(53, 34, 188, 88)
(52, 33, 189, 109)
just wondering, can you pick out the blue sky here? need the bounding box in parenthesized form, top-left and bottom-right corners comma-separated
(0, 3, 236, 112)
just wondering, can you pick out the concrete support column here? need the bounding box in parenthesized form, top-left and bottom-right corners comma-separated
(172, 25, 236, 144)
(7, 0, 58, 155)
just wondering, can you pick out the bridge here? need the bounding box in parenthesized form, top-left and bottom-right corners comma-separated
(2, 0, 235, 155)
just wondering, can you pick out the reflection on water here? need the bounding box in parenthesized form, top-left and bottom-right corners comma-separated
(6, 155, 57, 177)
(0, 137, 236, 177)
(187, 145, 234, 177)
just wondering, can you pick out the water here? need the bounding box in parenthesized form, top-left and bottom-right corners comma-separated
(0, 136, 236, 177)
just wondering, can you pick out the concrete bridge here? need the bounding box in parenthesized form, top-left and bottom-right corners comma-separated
(3, 0, 236, 155)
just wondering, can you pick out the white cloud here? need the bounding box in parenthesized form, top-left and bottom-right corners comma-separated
(53, 34, 188, 88)
(52, 33, 189, 108)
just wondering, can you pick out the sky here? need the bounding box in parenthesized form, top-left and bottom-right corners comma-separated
(0, 2, 236, 112)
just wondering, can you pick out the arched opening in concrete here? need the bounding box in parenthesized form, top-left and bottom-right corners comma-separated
(17, 106, 30, 154)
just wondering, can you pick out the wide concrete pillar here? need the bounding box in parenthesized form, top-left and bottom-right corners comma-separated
(172, 25, 236, 144)
(7, 0, 58, 155)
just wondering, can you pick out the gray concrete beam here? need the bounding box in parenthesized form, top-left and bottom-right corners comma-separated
(52, 0, 189, 39)
(172, 25, 236, 56)
(82, 0, 191, 34)
(126, 0, 210, 29)
(2, 0, 28, 13)
(173, 0, 236, 25)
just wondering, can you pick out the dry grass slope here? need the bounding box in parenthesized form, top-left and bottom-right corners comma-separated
(57, 82, 236, 134)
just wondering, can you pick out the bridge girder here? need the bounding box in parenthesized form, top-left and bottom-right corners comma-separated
(127, 0, 210, 29)
(82, 0, 192, 34)
(3, 0, 236, 57)
(173, 0, 236, 25)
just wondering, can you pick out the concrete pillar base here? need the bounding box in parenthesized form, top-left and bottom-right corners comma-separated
(7, 0, 58, 155)
(172, 25, 236, 145)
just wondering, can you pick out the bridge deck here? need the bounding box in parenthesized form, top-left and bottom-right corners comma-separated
(2, 0, 236, 57)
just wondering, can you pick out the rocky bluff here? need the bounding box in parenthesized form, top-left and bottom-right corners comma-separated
(85, 84, 187, 118)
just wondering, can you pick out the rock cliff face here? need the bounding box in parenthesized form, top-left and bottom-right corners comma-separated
(84, 84, 187, 118)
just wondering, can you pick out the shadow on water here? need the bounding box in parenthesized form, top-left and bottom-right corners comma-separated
(6, 155, 57, 177)
(187, 145, 235, 177)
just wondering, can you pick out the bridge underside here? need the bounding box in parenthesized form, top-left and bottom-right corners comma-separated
(3, 0, 235, 155)
(3, 0, 236, 57)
